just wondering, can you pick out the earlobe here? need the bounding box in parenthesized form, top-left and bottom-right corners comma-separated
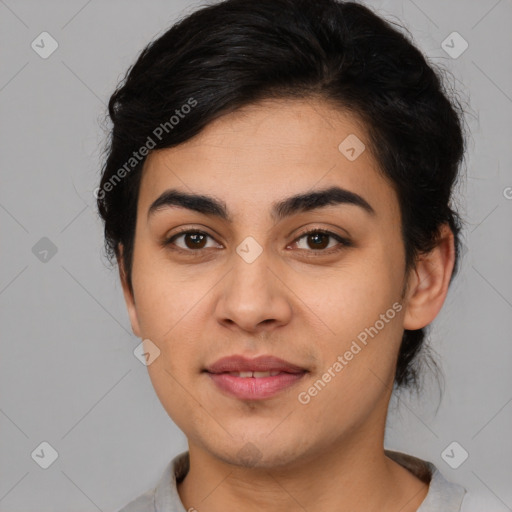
(117, 244, 142, 338)
(403, 224, 456, 331)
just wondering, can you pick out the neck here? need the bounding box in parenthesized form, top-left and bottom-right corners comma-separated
(177, 427, 429, 512)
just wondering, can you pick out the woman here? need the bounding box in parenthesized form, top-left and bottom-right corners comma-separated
(97, 1, 504, 510)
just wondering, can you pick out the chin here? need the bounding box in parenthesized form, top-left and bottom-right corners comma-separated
(203, 435, 308, 470)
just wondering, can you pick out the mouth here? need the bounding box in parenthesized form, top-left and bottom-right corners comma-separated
(203, 354, 308, 400)
(205, 371, 306, 400)
(204, 354, 306, 374)
(217, 370, 285, 378)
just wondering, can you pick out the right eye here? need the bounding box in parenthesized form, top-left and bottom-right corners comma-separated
(164, 229, 222, 253)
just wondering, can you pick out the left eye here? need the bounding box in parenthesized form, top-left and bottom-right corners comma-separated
(292, 230, 347, 251)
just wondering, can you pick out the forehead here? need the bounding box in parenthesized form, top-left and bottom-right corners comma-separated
(138, 98, 399, 223)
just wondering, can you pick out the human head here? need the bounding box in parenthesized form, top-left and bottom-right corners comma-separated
(97, 0, 465, 399)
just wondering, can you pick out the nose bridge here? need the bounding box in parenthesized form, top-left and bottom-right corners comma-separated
(215, 235, 292, 331)
(232, 238, 270, 295)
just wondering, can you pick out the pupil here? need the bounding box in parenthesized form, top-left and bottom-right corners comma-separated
(309, 233, 328, 249)
(187, 233, 205, 249)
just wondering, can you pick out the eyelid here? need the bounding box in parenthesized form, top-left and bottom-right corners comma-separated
(164, 227, 222, 252)
(291, 227, 351, 246)
(163, 226, 352, 254)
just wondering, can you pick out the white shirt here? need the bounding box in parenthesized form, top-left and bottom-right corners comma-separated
(117, 449, 510, 511)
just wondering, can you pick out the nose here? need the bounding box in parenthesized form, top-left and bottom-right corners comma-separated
(214, 243, 293, 333)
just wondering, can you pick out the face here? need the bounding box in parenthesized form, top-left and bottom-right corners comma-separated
(121, 98, 421, 469)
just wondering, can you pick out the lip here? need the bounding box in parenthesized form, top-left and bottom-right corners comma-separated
(204, 355, 307, 401)
(204, 355, 306, 374)
(207, 372, 306, 400)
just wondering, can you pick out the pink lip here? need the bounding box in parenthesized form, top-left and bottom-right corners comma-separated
(204, 354, 305, 374)
(207, 372, 306, 400)
(204, 355, 307, 400)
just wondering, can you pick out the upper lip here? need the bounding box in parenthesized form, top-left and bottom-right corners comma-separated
(204, 355, 306, 374)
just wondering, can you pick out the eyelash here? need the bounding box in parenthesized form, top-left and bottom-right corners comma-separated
(163, 227, 352, 257)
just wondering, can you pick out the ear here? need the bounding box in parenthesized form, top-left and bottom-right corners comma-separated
(117, 244, 142, 338)
(403, 224, 456, 331)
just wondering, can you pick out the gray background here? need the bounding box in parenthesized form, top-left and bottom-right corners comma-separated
(1, 0, 511, 510)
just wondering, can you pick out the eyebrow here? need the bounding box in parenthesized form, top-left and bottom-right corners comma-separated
(147, 185, 376, 223)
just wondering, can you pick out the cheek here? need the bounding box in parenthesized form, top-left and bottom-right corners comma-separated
(296, 248, 405, 388)
(130, 250, 215, 384)
(298, 257, 401, 338)
(130, 244, 198, 338)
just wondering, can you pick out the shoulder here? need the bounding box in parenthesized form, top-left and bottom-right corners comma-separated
(116, 487, 155, 512)
(115, 451, 189, 512)
(459, 490, 511, 512)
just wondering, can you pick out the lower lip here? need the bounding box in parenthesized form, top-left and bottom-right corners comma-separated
(206, 372, 306, 400)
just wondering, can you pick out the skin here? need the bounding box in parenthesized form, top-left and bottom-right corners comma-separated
(119, 97, 455, 512)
